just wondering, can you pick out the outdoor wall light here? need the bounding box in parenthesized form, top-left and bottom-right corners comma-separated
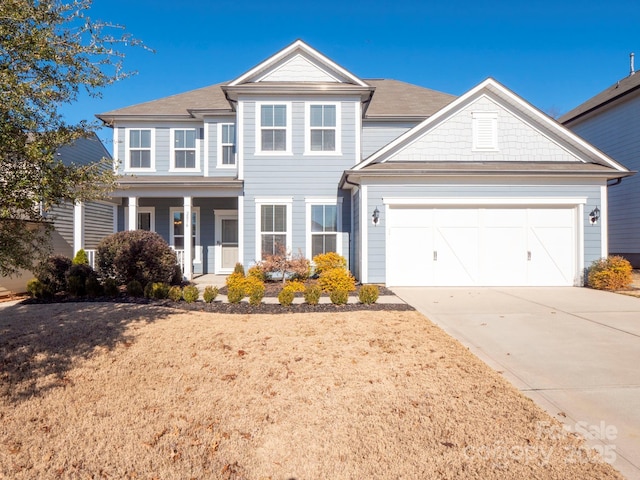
(589, 206, 600, 225)
(372, 206, 380, 226)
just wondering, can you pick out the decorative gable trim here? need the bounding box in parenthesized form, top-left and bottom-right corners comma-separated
(256, 53, 341, 83)
(353, 78, 629, 173)
(228, 39, 368, 87)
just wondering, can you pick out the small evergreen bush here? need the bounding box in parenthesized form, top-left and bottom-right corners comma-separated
(233, 262, 245, 275)
(285, 280, 306, 292)
(587, 255, 633, 291)
(226, 272, 247, 292)
(203, 285, 219, 303)
(26, 278, 50, 299)
(244, 276, 265, 305)
(126, 280, 144, 297)
(278, 286, 295, 306)
(86, 276, 103, 297)
(303, 284, 322, 305)
(329, 289, 349, 305)
(227, 286, 244, 304)
(358, 284, 379, 304)
(72, 249, 89, 265)
(247, 265, 266, 282)
(65, 263, 97, 297)
(102, 278, 119, 297)
(168, 286, 183, 302)
(312, 252, 347, 276)
(145, 282, 170, 300)
(182, 285, 199, 303)
(318, 267, 356, 293)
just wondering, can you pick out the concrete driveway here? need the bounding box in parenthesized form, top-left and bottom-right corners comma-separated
(393, 287, 640, 480)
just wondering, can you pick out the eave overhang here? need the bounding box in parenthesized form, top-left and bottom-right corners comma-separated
(221, 83, 375, 103)
(112, 176, 244, 197)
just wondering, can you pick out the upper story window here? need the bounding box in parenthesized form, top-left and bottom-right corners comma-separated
(472, 112, 498, 151)
(218, 123, 236, 167)
(257, 103, 291, 154)
(127, 129, 154, 170)
(307, 104, 339, 153)
(172, 128, 198, 170)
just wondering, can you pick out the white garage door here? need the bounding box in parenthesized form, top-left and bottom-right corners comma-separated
(387, 206, 576, 287)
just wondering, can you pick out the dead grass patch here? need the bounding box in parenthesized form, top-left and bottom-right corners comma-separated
(0, 303, 623, 479)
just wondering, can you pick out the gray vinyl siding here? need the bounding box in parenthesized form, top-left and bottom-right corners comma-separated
(361, 121, 415, 159)
(84, 202, 114, 248)
(567, 94, 640, 262)
(240, 97, 359, 266)
(48, 203, 74, 257)
(364, 182, 603, 284)
(205, 117, 237, 177)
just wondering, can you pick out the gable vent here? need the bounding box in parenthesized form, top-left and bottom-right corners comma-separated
(472, 112, 498, 151)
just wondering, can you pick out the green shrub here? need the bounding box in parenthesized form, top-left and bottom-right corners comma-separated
(587, 255, 633, 291)
(96, 230, 178, 286)
(329, 289, 349, 305)
(227, 286, 244, 304)
(312, 252, 347, 276)
(102, 278, 119, 297)
(182, 285, 199, 303)
(233, 262, 245, 275)
(26, 278, 50, 299)
(318, 267, 356, 293)
(35, 255, 72, 294)
(171, 264, 184, 286)
(246, 278, 265, 306)
(72, 249, 89, 265)
(86, 276, 102, 297)
(358, 284, 379, 304)
(168, 286, 183, 302)
(146, 282, 170, 300)
(278, 286, 296, 306)
(126, 280, 144, 297)
(65, 263, 97, 297)
(247, 265, 266, 282)
(303, 284, 322, 305)
(203, 285, 219, 303)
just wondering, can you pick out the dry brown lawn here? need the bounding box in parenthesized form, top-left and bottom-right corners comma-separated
(0, 302, 623, 479)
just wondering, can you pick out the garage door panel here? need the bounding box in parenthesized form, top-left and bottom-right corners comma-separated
(481, 226, 528, 286)
(387, 226, 433, 286)
(528, 226, 575, 286)
(436, 227, 480, 286)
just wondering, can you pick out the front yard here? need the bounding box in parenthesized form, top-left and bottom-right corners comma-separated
(0, 303, 623, 479)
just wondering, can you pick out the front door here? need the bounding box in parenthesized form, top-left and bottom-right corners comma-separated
(214, 210, 238, 274)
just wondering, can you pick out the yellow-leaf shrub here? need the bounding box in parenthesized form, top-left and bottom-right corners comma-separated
(587, 255, 633, 291)
(312, 252, 347, 275)
(318, 267, 356, 293)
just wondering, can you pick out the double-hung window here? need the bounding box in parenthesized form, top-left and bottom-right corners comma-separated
(172, 128, 197, 170)
(127, 129, 153, 170)
(258, 104, 289, 153)
(219, 124, 236, 166)
(310, 204, 338, 257)
(260, 204, 287, 258)
(309, 104, 337, 152)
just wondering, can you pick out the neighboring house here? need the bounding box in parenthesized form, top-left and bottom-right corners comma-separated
(97, 40, 631, 287)
(560, 66, 640, 267)
(0, 134, 117, 296)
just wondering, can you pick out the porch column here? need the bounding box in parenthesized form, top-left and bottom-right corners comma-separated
(183, 196, 193, 280)
(237, 194, 244, 268)
(128, 196, 137, 231)
(73, 201, 85, 256)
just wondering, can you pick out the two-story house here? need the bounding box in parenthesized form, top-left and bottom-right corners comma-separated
(561, 62, 640, 267)
(96, 40, 631, 287)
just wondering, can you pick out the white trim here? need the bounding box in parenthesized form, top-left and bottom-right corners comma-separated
(127, 196, 137, 231)
(169, 206, 201, 264)
(254, 198, 293, 261)
(217, 122, 237, 168)
(124, 128, 156, 172)
(600, 185, 608, 258)
(255, 101, 292, 155)
(382, 197, 588, 206)
(73, 201, 84, 256)
(305, 198, 343, 259)
(238, 194, 244, 264)
(203, 122, 209, 177)
(228, 40, 368, 87)
(355, 101, 362, 164)
(214, 209, 239, 274)
(113, 126, 119, 173)
(169, 127, 200, 172)
(471, 111, 499, 151)
(353, 78, 630, 173)
(577, 203, 585, 282)
(360, 184, 368, 283)
(238, 102, 244, 180)
(304, 102, 342, 155)
(124, 206, 155, 232)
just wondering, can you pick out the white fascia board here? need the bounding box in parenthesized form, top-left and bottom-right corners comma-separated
(382, 197, 588, 206)
(228, 40, 368, 87)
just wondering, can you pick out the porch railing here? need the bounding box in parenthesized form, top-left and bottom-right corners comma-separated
(85, 249, 97, 269)
(172, 247, 203, 276)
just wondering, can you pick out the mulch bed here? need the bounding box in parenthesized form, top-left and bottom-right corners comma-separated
(217, 282, 396, 297)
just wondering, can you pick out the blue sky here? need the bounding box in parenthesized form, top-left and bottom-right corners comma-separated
(62, 0, 640, 150)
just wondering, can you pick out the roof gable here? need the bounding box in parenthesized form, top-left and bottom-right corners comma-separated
(354, 78, 629, 173)
(228, 40, 368, 87)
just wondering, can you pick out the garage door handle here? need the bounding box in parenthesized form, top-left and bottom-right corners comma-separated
(433, 251, 438, 261)
(527, 251, 531, 261)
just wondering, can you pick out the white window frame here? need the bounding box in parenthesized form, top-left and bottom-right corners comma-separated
(255, 198, 293, 261)
(124, 207, 155, 232)
(217, 123, 236, 168)
(170, 127, 200, 172)
(305, 102, 341, 155)
(124, 128, 155, 172)
(170, 206, 201, 264)
(305, 198, 342, 259)
(255, 102, 292, 155)
(472, 112, 499, 151)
